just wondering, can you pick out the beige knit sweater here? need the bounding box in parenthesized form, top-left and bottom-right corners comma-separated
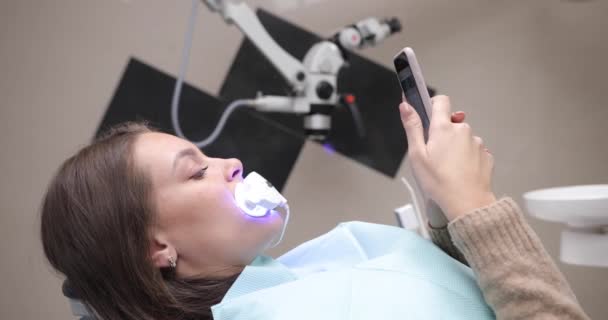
(428, 197, 591, 320)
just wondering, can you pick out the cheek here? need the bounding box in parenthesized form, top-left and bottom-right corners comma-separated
(156, 184, 223, 231)
(179, 185, 249, 237)
(157, 184, 283, 262)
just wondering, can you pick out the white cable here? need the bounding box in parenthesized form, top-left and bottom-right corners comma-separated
(400, 177, 430, 239)
(193, 99, 254, 148)
(171, 0, 254, 148)
(171, 0, 200, 141)
(270, 203, 290, 248)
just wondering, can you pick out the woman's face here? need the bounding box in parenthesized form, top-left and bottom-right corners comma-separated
(133, 132, 283, 277)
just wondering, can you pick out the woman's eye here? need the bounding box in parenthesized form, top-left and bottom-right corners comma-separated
(190, 166, 208, 180)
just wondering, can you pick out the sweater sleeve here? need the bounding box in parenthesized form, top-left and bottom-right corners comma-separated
(428, 224, 468, 266)
(447, 197, 590, 320)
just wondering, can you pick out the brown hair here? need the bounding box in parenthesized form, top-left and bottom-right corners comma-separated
(40, 122, 239, 320)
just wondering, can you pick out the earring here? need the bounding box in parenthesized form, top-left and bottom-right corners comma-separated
(168, 256, 177, 269)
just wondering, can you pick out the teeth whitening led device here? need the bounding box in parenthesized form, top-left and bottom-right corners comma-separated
(235, 172, 290, 247)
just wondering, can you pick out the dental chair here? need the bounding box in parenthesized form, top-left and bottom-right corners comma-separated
(62, 280, 93, 319)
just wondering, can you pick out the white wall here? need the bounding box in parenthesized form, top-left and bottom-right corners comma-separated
(1, 0, 607, 319)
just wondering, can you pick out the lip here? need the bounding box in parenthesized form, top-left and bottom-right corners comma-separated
(237, 207, 276, 221)
(256, 209, 274, 218)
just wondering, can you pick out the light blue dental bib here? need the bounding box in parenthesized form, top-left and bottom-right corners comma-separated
(212, 222, 495, 320)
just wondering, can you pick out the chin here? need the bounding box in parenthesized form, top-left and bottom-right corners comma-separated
(264, 210, 285, 237)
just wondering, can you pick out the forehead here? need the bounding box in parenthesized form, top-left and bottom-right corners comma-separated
(136, 131, 192, 153)
(133, 132, 196, 171)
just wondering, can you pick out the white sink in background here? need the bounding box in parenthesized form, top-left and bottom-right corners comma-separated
(524, 185, 608, 226)
(523, 184, 608, 267)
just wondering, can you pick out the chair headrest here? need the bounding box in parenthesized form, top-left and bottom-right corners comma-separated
(62, 280, 92, 318)
(62, 279, 81, 299)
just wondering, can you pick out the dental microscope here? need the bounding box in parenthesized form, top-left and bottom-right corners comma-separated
(175, 0, 402, 143)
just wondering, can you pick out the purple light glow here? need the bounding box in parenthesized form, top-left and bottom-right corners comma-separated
(322, 142, 336, 155)
(240, 208, 280, 222)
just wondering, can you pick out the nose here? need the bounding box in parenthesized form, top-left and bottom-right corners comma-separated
(224, 158, 243, 182)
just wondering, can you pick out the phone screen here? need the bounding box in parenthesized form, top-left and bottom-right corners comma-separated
(394, 52, 431, 136)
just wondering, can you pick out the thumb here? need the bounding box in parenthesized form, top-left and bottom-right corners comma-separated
(399, 101, 426, 156)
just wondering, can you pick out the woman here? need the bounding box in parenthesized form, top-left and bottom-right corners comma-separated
(41, 96, 589, 319)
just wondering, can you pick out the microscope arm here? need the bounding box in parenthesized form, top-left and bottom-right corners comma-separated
(203, 0, 307, 93)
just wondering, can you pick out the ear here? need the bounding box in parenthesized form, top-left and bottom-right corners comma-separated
(149, 232, 177, 269)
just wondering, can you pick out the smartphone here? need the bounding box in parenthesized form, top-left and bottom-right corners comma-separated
(393, 47, 449, 228)
(393, 47, 433, 141)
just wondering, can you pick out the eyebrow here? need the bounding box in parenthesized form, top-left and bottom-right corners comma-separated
(172, 148, 199, 173)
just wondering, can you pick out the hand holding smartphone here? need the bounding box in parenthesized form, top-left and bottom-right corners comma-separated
(393, 47, 449, 228)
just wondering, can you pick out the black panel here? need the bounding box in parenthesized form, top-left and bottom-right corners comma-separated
(220, 9, 423, 178)
(96, 58, 303, 190)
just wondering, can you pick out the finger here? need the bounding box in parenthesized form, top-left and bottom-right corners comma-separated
(451, 111, 466, 123)
(451, 114, 464, 123)
(482, 149, 495, 174)
(399, 102, 426, 156)
(474, 136, 484, 147)
(430, 95, 452, 125)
